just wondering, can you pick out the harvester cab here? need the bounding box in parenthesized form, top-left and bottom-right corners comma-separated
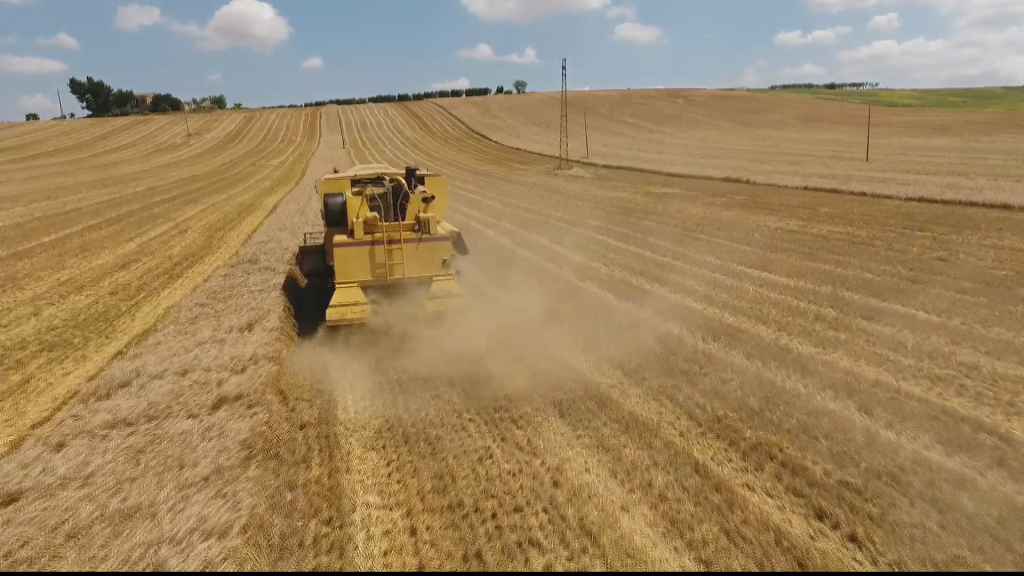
(296, 164, 469, 327)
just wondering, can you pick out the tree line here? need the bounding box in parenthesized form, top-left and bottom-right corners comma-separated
(64, 76, 233, 118)
(262, 79, 529, 109)
(24, 76, 531, 119)
(768, 82, 881, 91)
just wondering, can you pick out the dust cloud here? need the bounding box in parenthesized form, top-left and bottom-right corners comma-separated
(282, 229, 668, 418)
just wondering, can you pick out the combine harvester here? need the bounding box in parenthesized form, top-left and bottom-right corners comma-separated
(296, 164, 470, 328)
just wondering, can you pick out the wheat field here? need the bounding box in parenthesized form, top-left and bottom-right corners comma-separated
(1, 97, 1022, 571)
(438, 89, 1024, 206)
(246, 102, 1024, 570)
(0, 108, 320, 455)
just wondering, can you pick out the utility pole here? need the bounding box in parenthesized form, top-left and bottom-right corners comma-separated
(558, 57, 569, 170)
(584, 111, 590, 159)
(56, 88, 65, 120)
(865, 104, 871, 162)
(183, 105, 192, 137)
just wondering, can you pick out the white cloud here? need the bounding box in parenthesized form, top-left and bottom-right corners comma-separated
(1, 35, 16, 45)
(35, 33, 80, 50)
(431, 77, 471, 90)
(740, 67, 761, 86)
(206, 72, 223, 82)
(606, 5, 636, 20)
(457, 43, 495, 60)
(504, 46, 539, 64)
(301, 56, 323, 69)
(654, 84, 665, 88)
(461, 0, 610, 22)
(0, 54, 68, 74)
(114, 4, 162, 31)
(835, 2, 1024, 85)
(774, 26, 852, 46)
(804, 0, 896, 12)
(806, 0, 1024, 25)
(947, 0, 1024, 30)
(17, 93, 57, 111)
(114, 0, 292, 53)
(868, 12, 900, 30)
(838, 29, 1024, 82)
(783, 63, 828, 78)
(195, 0, 292, 52)
(0, 0, 37, 5)
(457, 43, 540, 64)
(613, 21, 665, 44)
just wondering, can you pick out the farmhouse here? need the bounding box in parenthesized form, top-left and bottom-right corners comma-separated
(131, 92, 154, 111)
(184, 97, 216, 112)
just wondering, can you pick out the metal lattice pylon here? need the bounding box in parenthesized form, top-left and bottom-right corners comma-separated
(558, 58, 569, 170)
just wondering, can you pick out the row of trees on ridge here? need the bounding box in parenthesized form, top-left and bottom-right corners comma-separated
(264, 79, 529, 109)
(768, 82, 881, 90)
(65, 76, 234, 118)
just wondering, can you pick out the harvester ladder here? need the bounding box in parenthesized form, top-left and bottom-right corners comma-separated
(381, 217, 407, 280)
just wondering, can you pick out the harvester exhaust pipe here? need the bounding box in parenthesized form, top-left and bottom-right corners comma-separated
(405, 166, 418, 191)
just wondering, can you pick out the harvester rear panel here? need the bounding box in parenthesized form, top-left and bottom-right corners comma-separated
(297, 164, 468, 328)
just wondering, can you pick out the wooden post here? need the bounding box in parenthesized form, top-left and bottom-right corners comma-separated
(865, 104, 871, 162)
(56, 88, 65, 120)
(584, 111, 590, 159)
(338, 110, 347, 149)
(182, 105, 191, 137)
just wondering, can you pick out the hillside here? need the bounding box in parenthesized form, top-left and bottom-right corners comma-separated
(754, 86, 1024, 111)
(0, 108, 320, 454)
(2, 102, 1022, 571)
(435, 89, 1024, 207)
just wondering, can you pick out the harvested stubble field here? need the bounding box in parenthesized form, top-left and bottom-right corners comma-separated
(0, 107, 320, 455)
(437, 89, 1024, 207)
(2, 96, 1024, 571)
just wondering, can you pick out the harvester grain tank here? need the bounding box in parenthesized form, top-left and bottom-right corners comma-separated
(296, 164, 469, 327)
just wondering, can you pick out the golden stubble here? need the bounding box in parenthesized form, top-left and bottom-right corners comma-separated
(2, 96, 1023, 571)
(437, 89, 1024, 207)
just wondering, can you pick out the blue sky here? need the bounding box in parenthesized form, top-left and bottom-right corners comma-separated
(1, 0, 1021, 121)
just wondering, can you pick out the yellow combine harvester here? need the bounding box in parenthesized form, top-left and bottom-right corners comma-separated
(296, 164, 469, 327)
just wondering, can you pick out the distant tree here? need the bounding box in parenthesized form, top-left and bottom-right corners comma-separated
(767, 82, 880, 91)
(513, 79, 527, 94)
(68, 76, 115, 117)
(25, 112, 40, 121)
(149, 93, 183, 113)
(495, 84, 504, 95)
(67, 112, 76, 119)
(503, 89, 513, 94)
(232, 102, 243, 110)
(206, 94, 228, 109)
(111, 88, 135, 110)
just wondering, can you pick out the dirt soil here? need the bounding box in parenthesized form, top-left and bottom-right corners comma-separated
(2, 98, 1023, 571)
(437, 89, 1024, 207)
